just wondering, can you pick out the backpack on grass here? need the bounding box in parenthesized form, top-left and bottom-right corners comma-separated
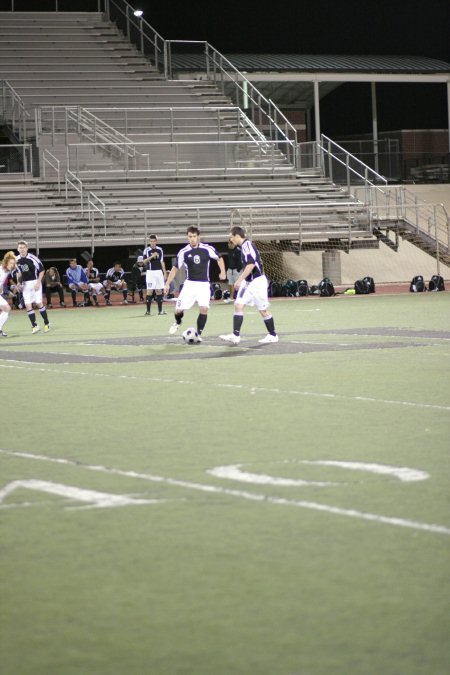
(354, 279, 370, 294)
(318, 278, 335, 297)
(410, 275, 425, 292)
(428, 274, 445, 292)
(297, 280, 309, 296)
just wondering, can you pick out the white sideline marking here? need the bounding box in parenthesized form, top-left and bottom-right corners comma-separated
(1, 449, 449, 536)
(1, 363, 449, 412)
(0, 479, 163, 510)
(208, 464, 336, 487)
(301, 461, 429, 482)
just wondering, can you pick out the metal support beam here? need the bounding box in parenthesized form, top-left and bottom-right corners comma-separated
(313, 80, 321, 142)
(371, 82, 379, 174)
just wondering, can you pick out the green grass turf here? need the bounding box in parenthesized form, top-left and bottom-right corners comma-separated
(0, 293, 449, 675)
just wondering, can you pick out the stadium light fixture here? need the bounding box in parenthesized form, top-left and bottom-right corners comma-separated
(133, 9, 143, 17)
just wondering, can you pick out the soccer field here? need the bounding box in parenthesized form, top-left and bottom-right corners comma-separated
(1, 292, 449, 675)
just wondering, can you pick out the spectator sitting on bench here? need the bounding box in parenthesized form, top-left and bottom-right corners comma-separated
(66, 258, 90, 307)
(103, 262, 128, 305)
(44, 266, 65, 308)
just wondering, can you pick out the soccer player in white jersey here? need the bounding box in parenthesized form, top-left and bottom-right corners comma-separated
(164, 226, 226, 340)
(15, 240, 51, 334)
(220, 226, 278, 344)
(0, 251, 17, 336)
(143, 234, 167, 316)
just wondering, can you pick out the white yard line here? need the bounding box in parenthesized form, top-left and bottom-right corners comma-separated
(1, 362, 449, 412)
(1, 449, 449, 537)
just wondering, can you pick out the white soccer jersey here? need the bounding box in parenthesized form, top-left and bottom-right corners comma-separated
(0, 267, 11, 291)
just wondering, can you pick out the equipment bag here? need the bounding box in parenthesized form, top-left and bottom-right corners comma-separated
(319, 277, 335, 297)
(410, 275, 425, 292)
(428, 274, 445, 291)
(363, 276, 376, 293)
(354, 279, 370, 294)
(297, 279, 309, 296)
(269, 281, 282, 297)
(282, 279, 298, 297)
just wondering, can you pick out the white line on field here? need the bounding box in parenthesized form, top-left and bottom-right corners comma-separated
(0, 362, 449, 412)
(1, 449, 449, 537)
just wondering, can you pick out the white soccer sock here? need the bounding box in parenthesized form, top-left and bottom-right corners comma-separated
(0, 311, 9, 330)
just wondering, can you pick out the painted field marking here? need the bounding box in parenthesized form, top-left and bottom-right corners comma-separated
(1, 363, 449, 412)
(208, 461, 429, 485)
(0, 479, 165, 510)
(208, 464, 336, 486)
(0, 449, 449, 536)
(301, 460, 429, 482)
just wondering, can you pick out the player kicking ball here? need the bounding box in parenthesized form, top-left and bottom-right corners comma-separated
(164, 226, 226, 341)
(220, 226, 278, 345)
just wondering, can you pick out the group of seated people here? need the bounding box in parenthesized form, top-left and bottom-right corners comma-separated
(6, 256, 151, 309)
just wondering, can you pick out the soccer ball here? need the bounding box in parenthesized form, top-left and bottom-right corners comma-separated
(182, 327, 200, 344)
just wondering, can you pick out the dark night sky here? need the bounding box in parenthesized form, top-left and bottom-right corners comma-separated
(7, 0, 450, 135)
(146, 0, 450, 62)
(10, 0, 450, 60)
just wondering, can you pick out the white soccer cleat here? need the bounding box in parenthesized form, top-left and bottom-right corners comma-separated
(220, 333, 240, 345)
(258, 334, 279, 344)
(169, 322, 180, 335)
(32, 325, 40, 334)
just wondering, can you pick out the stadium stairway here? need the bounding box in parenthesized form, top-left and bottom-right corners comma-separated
(0, 10, 372, 251)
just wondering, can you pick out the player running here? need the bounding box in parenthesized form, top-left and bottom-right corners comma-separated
(15, 240, 51, 334)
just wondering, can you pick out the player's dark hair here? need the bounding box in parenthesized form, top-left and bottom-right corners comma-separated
(230, 226, 246, 238)
(149, 234, 157, 240)
(187, 226, 200, 235)
(114, 261, 121, 266)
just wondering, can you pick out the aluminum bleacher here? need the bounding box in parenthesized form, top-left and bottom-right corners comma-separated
(0, 9, 377, 252)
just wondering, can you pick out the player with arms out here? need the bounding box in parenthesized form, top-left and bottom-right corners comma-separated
(15, 240, 51, 334)
(143, 234, 167, 316)
(164, 226, 226, 340)
(220, 226, 278, 345)
(0, 251, 17, 336)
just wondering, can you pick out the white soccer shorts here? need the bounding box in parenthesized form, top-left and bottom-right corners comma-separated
(235, 275, 270, 311)
(88, 282, 103, 294)
(22, 280, 43, 306)
(176, 280, 211, 310)
(146, 270, 165, 291)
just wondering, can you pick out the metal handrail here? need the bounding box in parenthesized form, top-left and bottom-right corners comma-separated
(0, 81, 32, 142)
(42, 149, 61, 192)
(165, 41, 297, 156)
(66, 138, 294, 176)
(65, 170, 84, 212)
(0, 143, 33, 176)
(355, 185, 450, 253)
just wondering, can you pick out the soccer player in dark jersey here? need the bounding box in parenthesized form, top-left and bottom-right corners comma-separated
(143, 234, 167, 316)
(220, 226, 278, 344)
(15, 240, 50, 334)
(103, 262, 128, 305)
(164, 226, 226, 340)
